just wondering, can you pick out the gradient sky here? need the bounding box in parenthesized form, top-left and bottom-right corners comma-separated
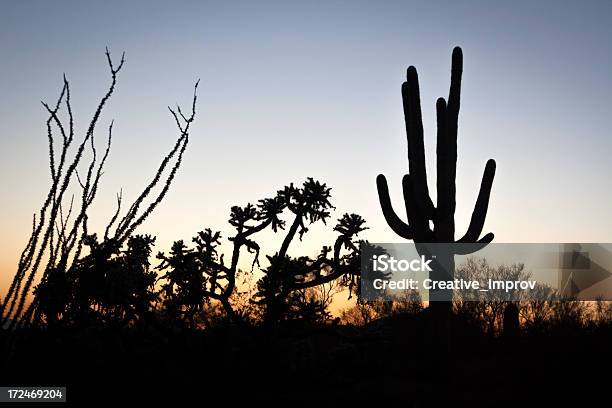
(1, 0, 612, 300)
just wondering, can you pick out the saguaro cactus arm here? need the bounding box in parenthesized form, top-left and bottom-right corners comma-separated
(457, 159, 496, 243)
(403, 66, 436, 220)
(402, 174, 433, 240)
(436, 96, 455, 220)
(376, 174, 414, 240)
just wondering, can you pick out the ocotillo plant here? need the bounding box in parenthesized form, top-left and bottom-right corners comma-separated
(376, 46, 496, 304)
(0, 49, 199, 329)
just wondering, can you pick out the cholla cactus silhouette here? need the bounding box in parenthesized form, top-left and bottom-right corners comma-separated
(156, 179, 367, 325)
(256, 179, 368, 324)
(156, 195, 287, 324)
(255, 212, 367, 324)
(376, 47, 496, 345)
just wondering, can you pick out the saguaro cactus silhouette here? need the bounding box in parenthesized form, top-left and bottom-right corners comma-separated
(376, 47, 496, 331)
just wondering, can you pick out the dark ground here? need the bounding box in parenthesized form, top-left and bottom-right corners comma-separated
(1, 314, 610, 407)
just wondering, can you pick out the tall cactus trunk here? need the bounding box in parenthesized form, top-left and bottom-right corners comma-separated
(430, 255, 454, 353)
(377, 47, 496, 352)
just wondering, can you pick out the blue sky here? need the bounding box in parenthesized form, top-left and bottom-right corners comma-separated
(1, 0, 612, 286)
